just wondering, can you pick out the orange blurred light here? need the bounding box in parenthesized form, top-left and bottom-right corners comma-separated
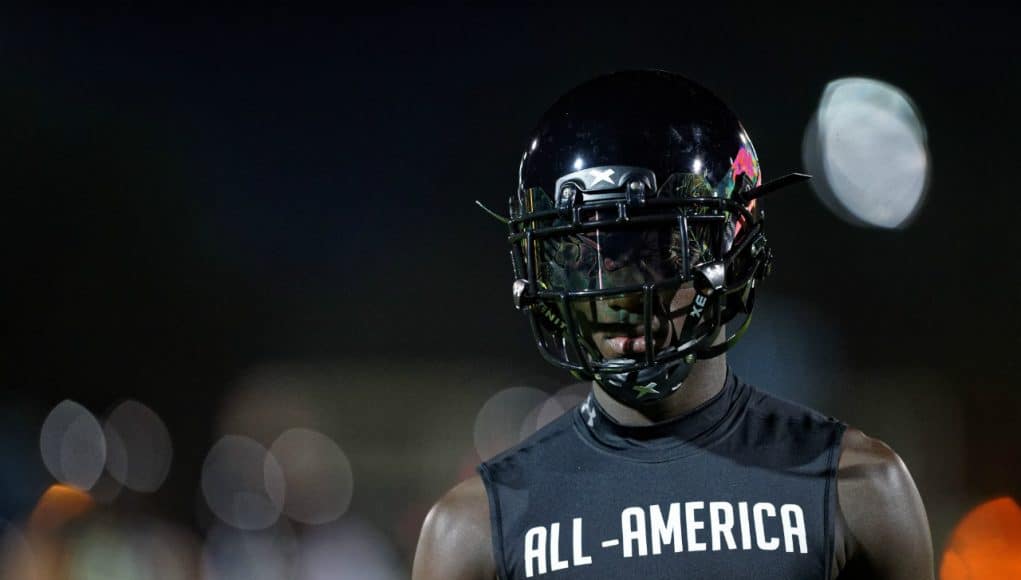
(941, 497, 1021, 579)
(27, 484, 95, 533)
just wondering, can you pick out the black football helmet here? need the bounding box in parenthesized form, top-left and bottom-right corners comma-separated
(485, 70, 808, 406)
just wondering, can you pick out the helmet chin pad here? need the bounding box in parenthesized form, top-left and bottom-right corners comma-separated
(595, 357, 695, 406)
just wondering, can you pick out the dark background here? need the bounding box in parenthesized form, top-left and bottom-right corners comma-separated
(1, 3, 1018, 576)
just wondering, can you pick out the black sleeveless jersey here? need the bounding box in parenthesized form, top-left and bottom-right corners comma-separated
(477, 367, 847, 580)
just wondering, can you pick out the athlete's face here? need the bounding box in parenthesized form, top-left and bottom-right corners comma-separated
(541, 211, 704, 363)
(569, 282, 697, 361)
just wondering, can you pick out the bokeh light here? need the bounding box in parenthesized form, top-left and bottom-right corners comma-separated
(103, 400, 173, 493)
(519, 396, 561, 442)
(802, 77, 929, 229)
(269, 428, 354, 525)
(39, 401, 106, 491)
(201, 435, 286, 530)
(473, 387, 551, 460)
(534, 383, 590, 431)
(940, 497, 1021, 579)
(27, 484, 94, 534)
(201, 522, 297, 580)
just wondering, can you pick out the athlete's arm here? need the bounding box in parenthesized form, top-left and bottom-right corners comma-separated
(413, 474, 497, 580)
(833, 427, 935, 580)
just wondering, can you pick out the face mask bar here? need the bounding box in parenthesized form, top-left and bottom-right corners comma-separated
(510, 198, 751, 378)
(502, 172, 810, 380)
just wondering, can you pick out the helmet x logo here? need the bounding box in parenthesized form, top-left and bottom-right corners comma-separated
(633, 382, 660, 398)
(589, 168, 615, 185)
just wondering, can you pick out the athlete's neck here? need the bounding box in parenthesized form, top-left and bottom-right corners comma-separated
(591, 354, 728, 425)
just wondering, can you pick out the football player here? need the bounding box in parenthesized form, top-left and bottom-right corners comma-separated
(414, 70, 934, 580)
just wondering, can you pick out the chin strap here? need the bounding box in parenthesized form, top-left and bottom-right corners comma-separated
(698, 310, 753, 360)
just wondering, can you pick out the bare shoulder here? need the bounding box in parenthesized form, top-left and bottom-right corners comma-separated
(412, 474, 496, 580)
(834, 427, 934, 580)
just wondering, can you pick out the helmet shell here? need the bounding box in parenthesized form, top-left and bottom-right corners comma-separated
(518, 70, 761, 210)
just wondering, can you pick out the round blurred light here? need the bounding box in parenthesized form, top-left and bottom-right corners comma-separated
(27, 485, 94, 533)
(201, 523, 297, 580)
(520, 397, 563, 441)
(535, 383, 590, 431)
(103, 400, 173, 493)
(473, 387, 550, 461)
(803, 77, 929, 229)
(40, 400, 106, 490)
(941, 497, 1021, 579)
(296, 519, 404, 580)
(201, 435, 285, 530)
(268, 428, 353, 525)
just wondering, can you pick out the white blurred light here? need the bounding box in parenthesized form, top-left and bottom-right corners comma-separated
(269, 428, 353, 525)
(473, 387, 550, 460)
(531, 138, 538, 151)
(201, 435, 285, 530)
(296, 519, 404, 580)
(803, 77, 929, 229)
(104, 400, 173, 493)
(573, 157, 584, 170)
(201, 523, 296, 580)
(40, 400, 106, 490)
(692, 158, 702, 174)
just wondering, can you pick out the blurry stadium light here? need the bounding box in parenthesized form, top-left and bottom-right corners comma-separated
(269, 428, 354, 525)
(104, 400, 173, 493)
(473, 387, 551, 461)
(27, 484, 94, 534)
(201, 522, 296, 580)
(201, 435, 285, 530)
(802, 77, 930, 229)
(39, 401, 106, 491)
(940, 497, 1021, 579)
(533, 383, 590, 434)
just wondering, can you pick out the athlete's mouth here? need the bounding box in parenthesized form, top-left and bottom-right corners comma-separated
(605, 336, 648, 355)
(604, 323, 671, 355)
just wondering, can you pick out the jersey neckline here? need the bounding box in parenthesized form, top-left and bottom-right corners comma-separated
(571, 365, 748, 462)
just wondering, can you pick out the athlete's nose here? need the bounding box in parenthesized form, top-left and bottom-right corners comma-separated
(604, 293, 643, 322)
